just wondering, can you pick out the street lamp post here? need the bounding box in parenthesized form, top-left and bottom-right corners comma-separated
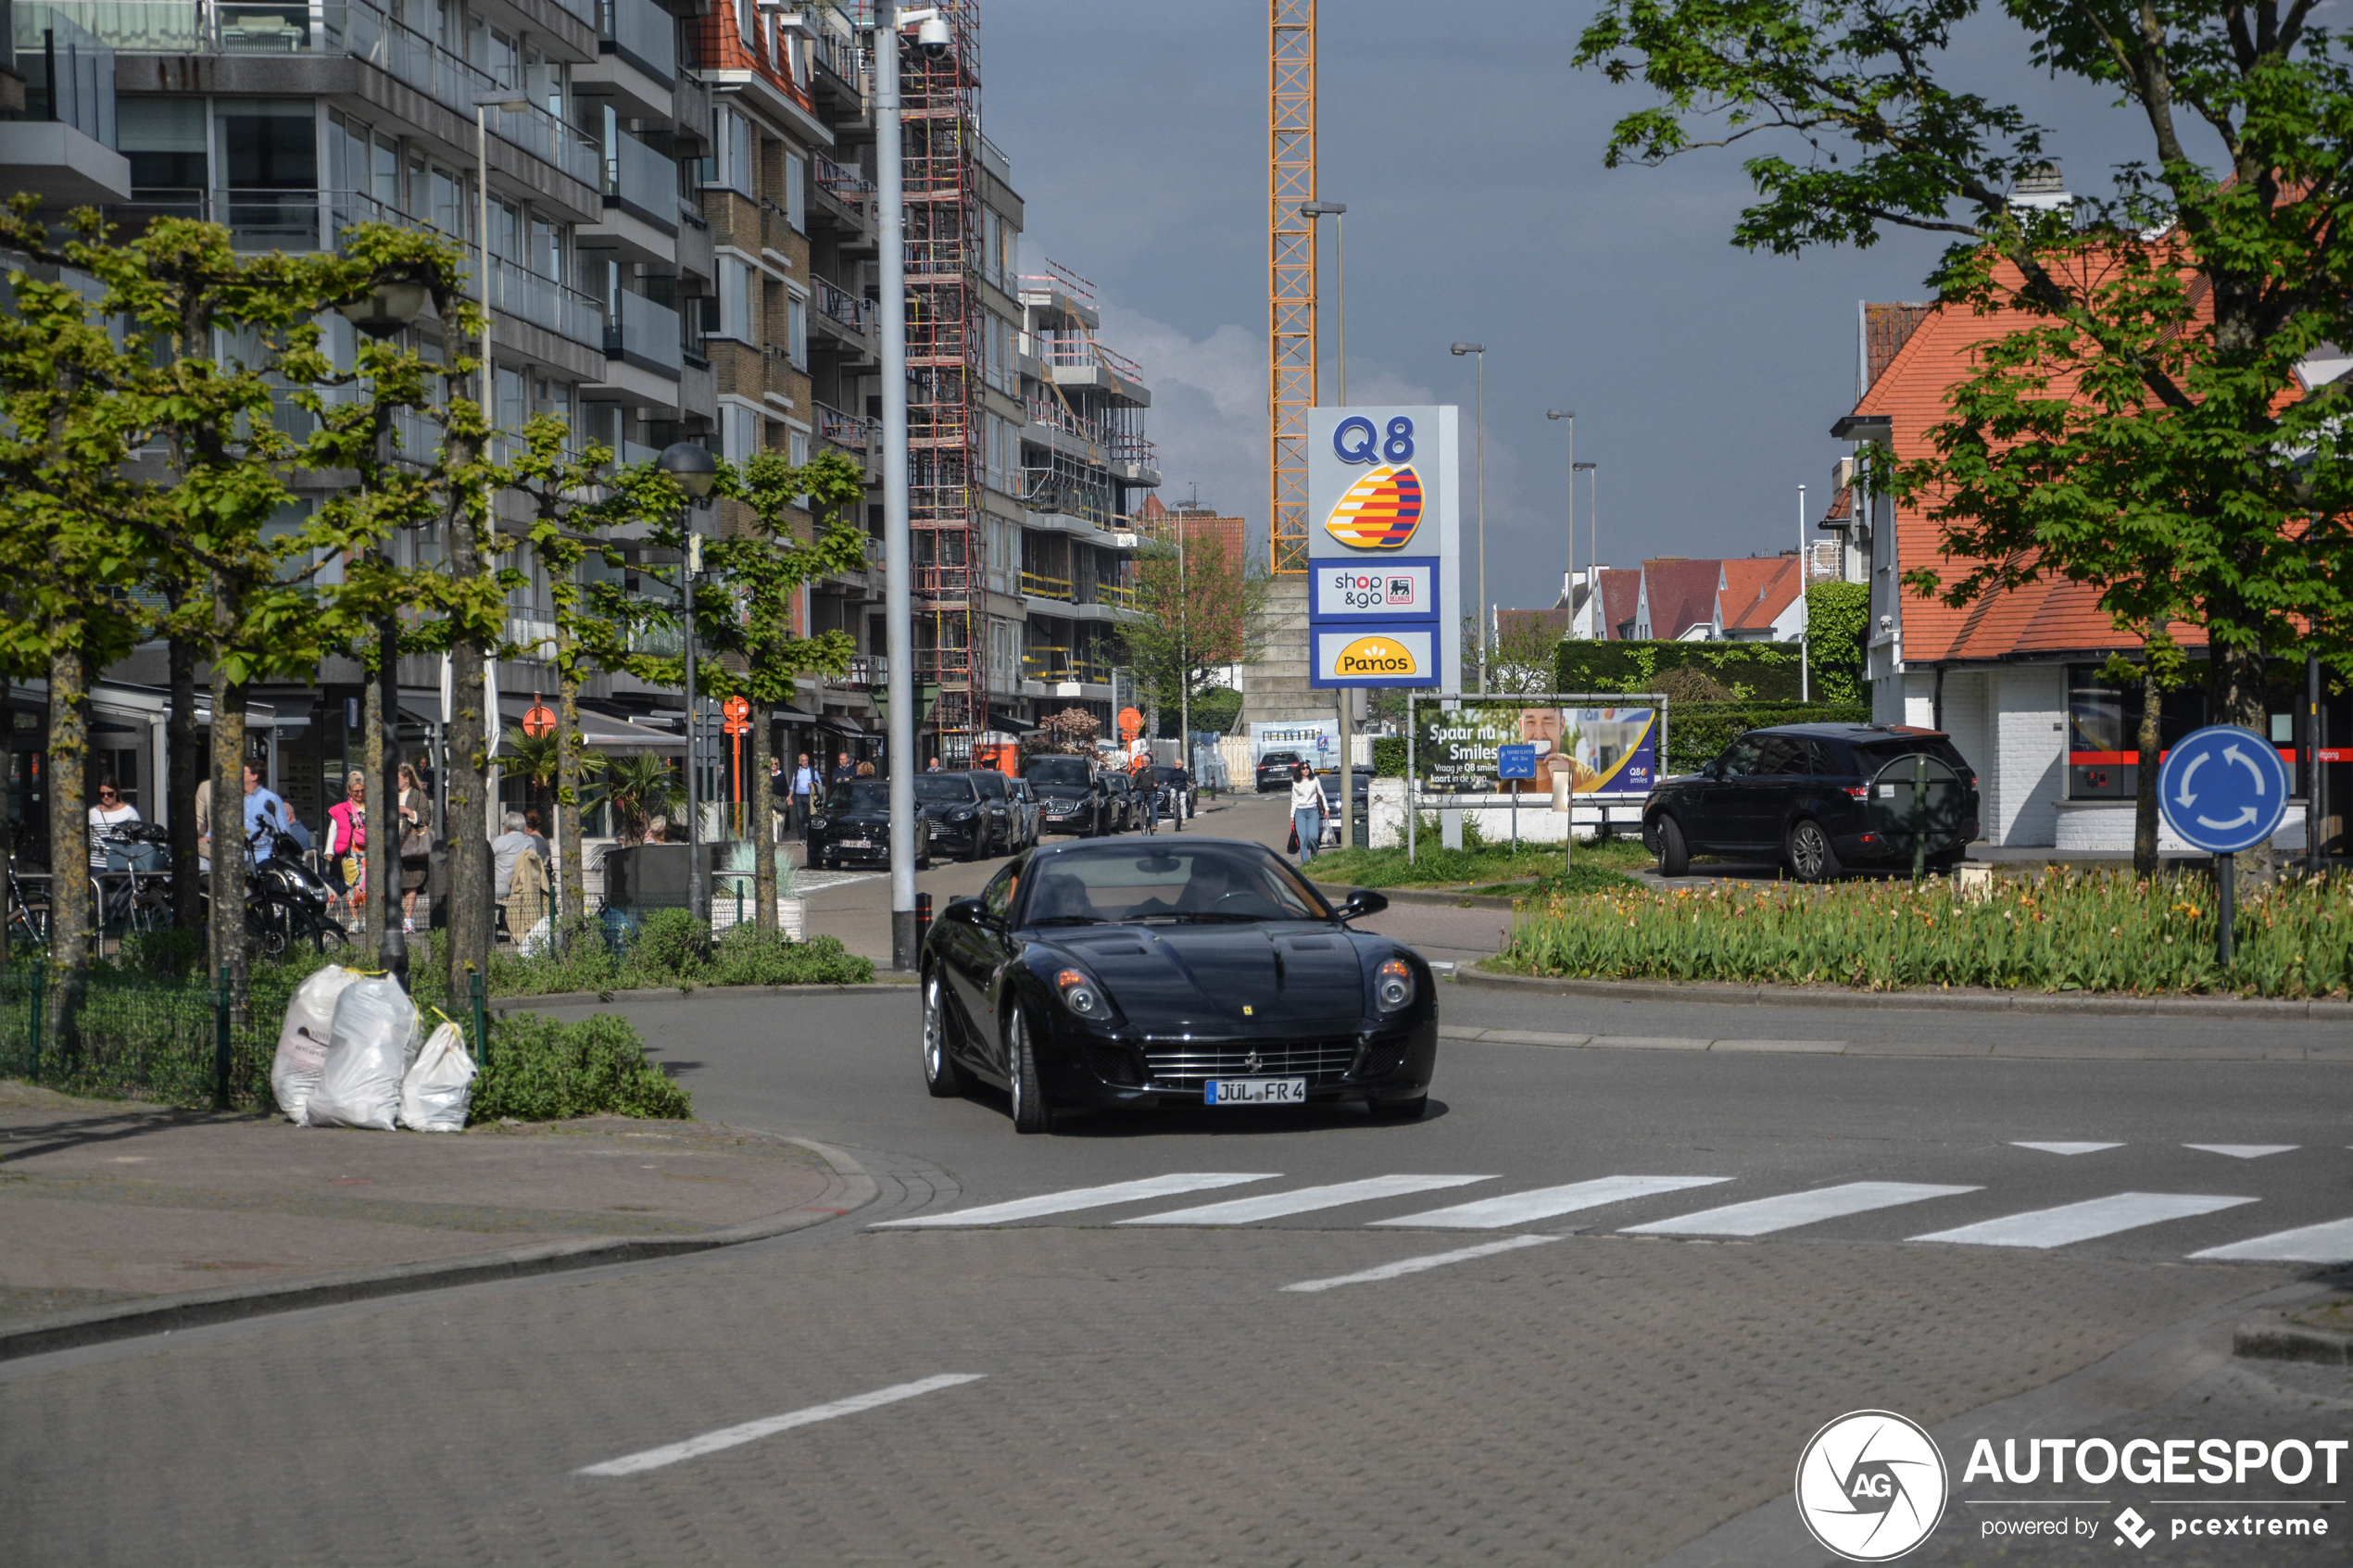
(1798, 484, 1810, 702)
(1452, 343, 1486, 692)
(658, 442, 718, 924)
(875, 5, 925, 970)
(1546, 409, 1573, 632)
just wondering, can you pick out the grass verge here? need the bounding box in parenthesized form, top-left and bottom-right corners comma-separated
(1492, 870, 2353, 997)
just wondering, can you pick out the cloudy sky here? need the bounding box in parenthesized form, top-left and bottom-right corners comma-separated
(978, 0, 2156, 612)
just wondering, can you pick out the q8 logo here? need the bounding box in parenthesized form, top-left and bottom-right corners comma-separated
(1332, 415, 1415, 465)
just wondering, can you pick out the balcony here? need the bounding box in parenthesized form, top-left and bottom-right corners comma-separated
(1094, 583, 1137, 612)
(761, 344, 799, 401)
(1033, 332, 1147, 391)
(28, 1, 595, 185)
(1020, 570, 1074, 603)
(815, 401, 874, 453)
(598, 0, 673, 85)
(605, 289, 682, 377)
(837, 654, 884, 689)
(812, 156, 870, 217)
(603, 126, 678, 235)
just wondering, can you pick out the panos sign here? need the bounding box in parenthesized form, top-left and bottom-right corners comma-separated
(1307, 407, 1459, 690)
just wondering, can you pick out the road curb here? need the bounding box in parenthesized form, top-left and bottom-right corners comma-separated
(0, 1135, 879, 1363)
(2233, 1311, 2353, 1365)
(1453, 963, 2353, 1019)
(487, 980, 915, 1011)
(1312, 880, 1522, 911)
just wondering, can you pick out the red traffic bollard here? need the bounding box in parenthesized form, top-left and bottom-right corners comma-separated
(914, 891, 933, 955)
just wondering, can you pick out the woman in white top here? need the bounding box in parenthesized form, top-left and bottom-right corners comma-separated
(87, 779, 140, 869)
(1288, 763, 1328, 865)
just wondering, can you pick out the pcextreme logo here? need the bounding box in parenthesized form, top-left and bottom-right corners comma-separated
(1795, 1411, 1949, 1562)
(1335, 635, 1421, 677)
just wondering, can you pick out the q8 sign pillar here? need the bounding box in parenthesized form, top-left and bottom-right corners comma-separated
(1308, 406, 1461, 846)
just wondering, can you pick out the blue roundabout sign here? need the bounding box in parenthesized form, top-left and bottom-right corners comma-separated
(2157, 724, 2290, 855)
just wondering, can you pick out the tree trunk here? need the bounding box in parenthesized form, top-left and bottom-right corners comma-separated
(555, 637, 585, 947)
(443, 611, 492, 1007)
(2133, 659, 2162, 878)
(749, 699, 775, 936)
(168, 635, 201, 933)
(361, 637, 386, 957)
(2210, 640, 2274, 884)
(43, 641, 91, 1060)
(208, 653, 247, 1023)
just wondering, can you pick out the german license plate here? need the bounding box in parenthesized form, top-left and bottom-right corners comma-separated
(1204, 1077, 1307, 1106)
(837, 838, 871, 849)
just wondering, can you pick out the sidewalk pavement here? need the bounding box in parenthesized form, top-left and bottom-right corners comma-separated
(0, 1079, 841, 1328)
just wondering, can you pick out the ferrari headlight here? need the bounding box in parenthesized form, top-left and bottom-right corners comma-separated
(1376, 957, 1416, 1013)
(1054, 967, 1107, 1019)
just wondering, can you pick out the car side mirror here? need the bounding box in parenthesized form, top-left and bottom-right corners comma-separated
(944, 896, 987, 925)
(1340, 887, 1389, 921)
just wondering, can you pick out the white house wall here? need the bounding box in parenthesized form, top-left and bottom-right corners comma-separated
(1939, 669, 1994, 834)
(1991, 666, 2066, 847)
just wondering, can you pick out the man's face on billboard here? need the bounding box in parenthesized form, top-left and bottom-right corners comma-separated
(1517, 708, 1566, 752)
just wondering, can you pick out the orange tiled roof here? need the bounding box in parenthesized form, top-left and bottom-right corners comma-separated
(1853, 257, 2216, 660)
(1720, 556, 1803, 633)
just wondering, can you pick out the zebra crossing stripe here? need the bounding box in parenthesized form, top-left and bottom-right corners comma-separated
(2183, 1144, 2299, 1160)
(2012, 1142, 2123, 1156)
(1120, 1174, 1495, 1226)
(2190, 1217, 2353, 1263)
(1282, 1235, 1560, 1293)
(871, 1173, 1279, 1228)
(1912, 1191, 2255, 1248)
(1371, 1175, 1734, 1230)
(1622, 1182, 1979, 1237)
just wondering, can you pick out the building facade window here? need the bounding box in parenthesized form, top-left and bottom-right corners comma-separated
(721, 401, 760, 463)
(718, 257, 754, 342)
(785, 153, 806, 232)
(787, 294, 808, 368)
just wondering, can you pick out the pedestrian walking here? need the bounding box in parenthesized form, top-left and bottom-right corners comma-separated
(1289, 763, 1327, 865)
(87, 776, 140, 869)
(240, 763, 285, 862)
(396, 763, 433, 933)
(326, 771, 366, 924)
(791, 751, 818, 840)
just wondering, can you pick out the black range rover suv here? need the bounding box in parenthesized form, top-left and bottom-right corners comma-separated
(1642, 723, 1981, 882)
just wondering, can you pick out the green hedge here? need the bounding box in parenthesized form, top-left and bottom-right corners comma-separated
(1664, 702, 1870, 773)
(1372, 735, 1408, 777)
(1556, 640, 1806, 700)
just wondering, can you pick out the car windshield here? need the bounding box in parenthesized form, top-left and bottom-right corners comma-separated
(1026, 758, 1092, 787)
(826, 781, 890, 812)
(913, 776, 977, 803)
(1019, 844, 1334, 926)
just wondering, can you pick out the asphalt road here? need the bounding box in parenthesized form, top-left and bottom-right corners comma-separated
(6, 812, 2351, 1565)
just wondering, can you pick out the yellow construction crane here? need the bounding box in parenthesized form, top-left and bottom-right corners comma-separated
(1268, 0, 1315, 574)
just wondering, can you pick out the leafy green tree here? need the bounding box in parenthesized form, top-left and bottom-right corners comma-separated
(1119, 530, 1267, 735)
(692, 450, 864, 935)
(1577, 0, 2353, 876)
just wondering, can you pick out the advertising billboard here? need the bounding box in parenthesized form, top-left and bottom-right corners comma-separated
(1416, 702, 1661, 798)
(1306, 407, 1457, 689)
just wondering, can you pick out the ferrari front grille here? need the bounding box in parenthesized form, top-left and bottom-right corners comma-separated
(1142, 1038, 1358, 1088)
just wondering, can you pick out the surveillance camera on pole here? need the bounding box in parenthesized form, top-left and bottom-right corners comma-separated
(896, 6, 950, 59)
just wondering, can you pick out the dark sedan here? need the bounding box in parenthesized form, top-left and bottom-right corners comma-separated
(1642, 723, 1980, 882)
(919, 837, 1438, 1133)
(1254, 749, 1306, 792)
(1101, 769, 1137, 833)
(808, 780, 937, 870)
(914, 772, 1012, 861)
(1024, 755, 1110, 837)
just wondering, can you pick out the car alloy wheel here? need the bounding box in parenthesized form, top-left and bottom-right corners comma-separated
(923, 972, 963, 1097)
(1655, 815, 1690, 878)
(1005, 1006, 1052, 1134)
(1787, 818, 1843, 884)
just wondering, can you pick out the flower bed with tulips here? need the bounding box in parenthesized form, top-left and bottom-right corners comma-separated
(1492, 872, 2353, 998)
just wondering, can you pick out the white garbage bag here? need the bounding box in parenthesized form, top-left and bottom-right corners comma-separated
(517, 915, 552, 959)
(399, 1020, 476, 1134)
(305, 976, 422, 1132)
(272, 965, 361, 1124)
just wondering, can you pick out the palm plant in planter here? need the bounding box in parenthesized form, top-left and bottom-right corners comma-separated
(601, 754, 686, 845)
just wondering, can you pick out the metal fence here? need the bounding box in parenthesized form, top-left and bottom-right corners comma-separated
(0, 964, 264, 1111)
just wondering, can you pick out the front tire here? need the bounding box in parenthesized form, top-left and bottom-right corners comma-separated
(923, 972, 964, 1098)
(1005, 1005, 1053, 1135)
(1369, 1096, 1428, 1121)
(1655, 815, 1691, 878)
(1786, 818, 1843, 884)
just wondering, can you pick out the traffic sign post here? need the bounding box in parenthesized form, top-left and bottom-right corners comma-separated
(2157, 724, 2291, 967)
(1498, 743, 1536, 851)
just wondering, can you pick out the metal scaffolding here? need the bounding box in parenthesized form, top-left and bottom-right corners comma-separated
(902, 0, 987, 762)
(1268, 0, 1316, 575)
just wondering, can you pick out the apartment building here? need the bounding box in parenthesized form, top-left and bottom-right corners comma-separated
(3, 0, 1158, 846)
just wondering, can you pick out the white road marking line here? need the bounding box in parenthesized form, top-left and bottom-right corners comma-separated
(1119, 1173, 1495, 1226)
(1913, 1192, 2256, 1248)
(2013, 1141, 2125, 1156)
(1622, 1181, 1979, 1237)
(1282, 1235, 1560, 1293)
(2192, 1217, 2353, 1263)
(1371, 1175, 1734, 1230)
(2183, 1144, 2299, 1160)
(578, 1374, 986, 1476)
(871, 1173, 1278, 1228)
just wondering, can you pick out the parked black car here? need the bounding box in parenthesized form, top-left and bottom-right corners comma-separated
(1642, 723, 1980, 882)
(1101, 769, 1137, 833)
(914, 772, 1011, 861)
(967, 768, 1028, 853)
(1025, 755, 1111, 837)
(809, 779, 937, 870)
(1255, 749, 1307, 792)
(919, 837, 1438, 1132)
(1316, 766, 1373, 816)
